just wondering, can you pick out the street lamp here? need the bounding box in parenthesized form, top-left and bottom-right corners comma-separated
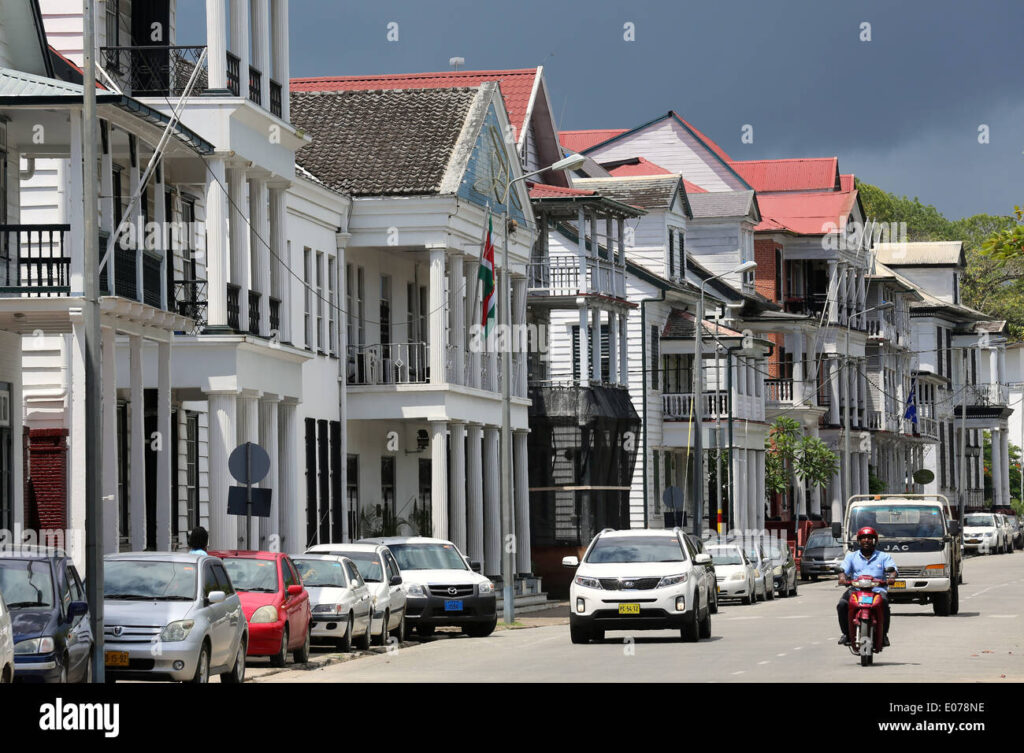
(840, 301, 894, 522)
(694, 260, 756, 537)
(498, 151, 586, 625)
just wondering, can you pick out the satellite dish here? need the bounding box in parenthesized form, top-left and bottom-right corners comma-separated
(912, 468, 934, 485)
(663, 486, 684, 511)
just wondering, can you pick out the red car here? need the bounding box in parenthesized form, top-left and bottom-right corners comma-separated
(211, 551, 312, 666)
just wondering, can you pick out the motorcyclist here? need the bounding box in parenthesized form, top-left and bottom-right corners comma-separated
(837, 526, 897, 646)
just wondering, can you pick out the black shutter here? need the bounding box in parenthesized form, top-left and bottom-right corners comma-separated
(651, 325, 660, 390)
(317, 419, 330, 542)
(330, 420, 342, 542)
(304, 418, 317, 546)
(936, 327, 943, 376)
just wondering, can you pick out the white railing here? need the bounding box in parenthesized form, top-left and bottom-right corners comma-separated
(662, 390, 762, 422)
(765, 379, 793, 404)
(527, 256, 625, 298)
(347, 342, 428, 385)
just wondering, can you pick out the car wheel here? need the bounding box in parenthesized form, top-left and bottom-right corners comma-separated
(355, 617, 372, 650)
(766, 578, 775, 600)
(390, 613, 406, 644)
(373, 611, 389, 647)
(190, 644, 210, 684)
(742, 584, 754, 605)
(932, 589, 952, 616)
(58, 656, 68, 684)
(756, 580, 766, 602)
(811, 574, 819, 582)
(800, 573, 808, 581)
(950, 579, 960, 615)
(293, 623, 311, 664)
(698, 602, 712, 639)
(337, 613, 354, 652)
(416, 624, 436, 638)
(570, 622, 591, 644)
(463, 618, 497, 638)
(220, 639, 246, 684)
(270, 627, 289, 668)
(710, 584, 719, 614)
(681, 599, 700, 642)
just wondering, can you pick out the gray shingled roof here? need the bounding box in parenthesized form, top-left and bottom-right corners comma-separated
(573, 175, 685, 212)
(687, 190, 757, 219)
(874, 241, 964, 267)
(290, 87, 479, 196)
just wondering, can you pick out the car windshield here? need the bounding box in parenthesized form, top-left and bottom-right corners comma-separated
(964, 514, 995, 527)
(849, 505, 946, 538)
(0, 559, 55, 608)
(585, 536, 686, 564)
(292, 559, 348, 588)
(707, 547, 743, 565)
(805, 531, 843, 548)
(387, 543, 467, 571)
(221, 558, 280, 593)
(320, 551, 383, 582)
(104, 560, 196, 600)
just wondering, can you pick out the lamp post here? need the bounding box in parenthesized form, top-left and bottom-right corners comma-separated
(498, 152, 586, 625)
(842, 301, 893, 518)
(694, 261, 756, 537)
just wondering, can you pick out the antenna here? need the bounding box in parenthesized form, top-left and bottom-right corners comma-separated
(449, 56, 465, 71)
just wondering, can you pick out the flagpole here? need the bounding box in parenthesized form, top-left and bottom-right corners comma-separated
(467, 205, 490, 373)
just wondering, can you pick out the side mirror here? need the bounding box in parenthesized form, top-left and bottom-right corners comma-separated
(67, 601, 88, 620)
(470, 561, 482, 573)
(287, 584, 304, 596)
(562, 556, 579, 568)
(389, 575, 403, 586)
(831, 522, 842, 539)
(694, 553, 711, 565)
(207, 590, 226, 605)
(947, 521, 961, 536)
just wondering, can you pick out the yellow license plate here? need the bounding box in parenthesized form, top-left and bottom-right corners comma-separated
(105, 651, 129, 667)
(891, 580, 906, 589)
(618, 603, 640, 615)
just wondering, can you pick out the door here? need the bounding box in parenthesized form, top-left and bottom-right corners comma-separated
(346, 561, 372, 632)
(201, 562, 230, 667)
(382, 548, 406, 622)
(64, 565, 91, 680)
(212, 564, 242, 663)
(280, 557, 307, 648)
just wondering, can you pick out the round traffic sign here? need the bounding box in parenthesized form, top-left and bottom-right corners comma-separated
(229, 442, 271, 484)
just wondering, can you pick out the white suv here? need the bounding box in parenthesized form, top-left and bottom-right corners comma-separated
(563, 528, 713, 644)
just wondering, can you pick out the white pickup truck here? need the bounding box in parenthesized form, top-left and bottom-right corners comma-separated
(833, 494, 962, 616)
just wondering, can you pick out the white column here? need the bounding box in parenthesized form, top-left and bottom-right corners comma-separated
(68, 311, 86, 569)
(206, 0, 228, 90)
(466, 258, 481, 389)
(747, 449, 757, 535)
(608, 311, 618, 384)
(466, 424, 484, 566)
(828, 357, 840, 425)
(809, 425, 822, 515)
(430, 420, 449, 539)
(429, 247, 447, 385)
(259, 396, 280, 549)
(830, 466, 842, 524)
(1000, 429, 1011, 506)
(512, 276, 527, 396)
(101, 326, 119, 553)
(228, 168, 249, 331)
(205, 157, 229, 328)
(861, 453, 870, 500)
(619, 311, 628, 387)
(278, 399, 301, 551)
(252, 0, 271, 106)
(792, 332, 805, 404)
(271, 0, 290, 120)
(990, 349, 999, 402)
(155, 340, 172, 551)
(449, 421, 467, 551)
(591, 307, 601, 382)
(237, 392, 260, 548)
(127, 336, 146, 550)
(270, 186, 290, 341)
(483, 426, 501, 577)
(578, 303, 589, 386)
(449, 255, 465, 386)
(207, 392, 237, 550)
(69, 112, 85, 294)
(251, 176, 271, 336)
(229, 0, 250, 96)
(827, 260, 838, 323)
(514, 429, 531, 574)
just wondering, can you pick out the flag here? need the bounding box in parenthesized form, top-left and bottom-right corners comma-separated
(904, 379, 918, 424)
(478, 211, 496, 338)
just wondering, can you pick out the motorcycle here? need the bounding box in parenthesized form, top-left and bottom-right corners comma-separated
(844, 572, 892, 666)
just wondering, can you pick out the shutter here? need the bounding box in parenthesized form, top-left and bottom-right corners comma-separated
(317, 419, 330, 543)
(651, 325, 660, 390)
(330, 420, 343, 542)
(304, 418, 317, 546)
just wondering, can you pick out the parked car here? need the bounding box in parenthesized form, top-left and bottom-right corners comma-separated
(0, 548, 92, 683)
(996, 514, 1015, 553)
(1006, 515, 1024, 549)
(211, 551, 312, 667)
(744, 541, 773, 601)
(686, 534, 718, 613)
(305, 542, 407, 643)
(359, 536, 496, 638)
(767, 541, 798, 597)
(963, 513, 1007, 554)
(291, 554, 373, 651)
(103, 552, 247, 683)
(0, 591, 13, 683)
(564, 528, 714, 643)
(800, 528, 845, 579)
(707, 544, 757, 604)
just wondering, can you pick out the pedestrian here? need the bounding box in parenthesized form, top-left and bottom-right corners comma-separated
(187, 526, 209, 556)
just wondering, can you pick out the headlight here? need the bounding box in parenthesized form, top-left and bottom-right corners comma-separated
(250, 605, 280, 624)
(160, 620, 195, 642)
(983, 532, 994, 537)
(773, 565, 783, 576)
(478, 581, 494, 595)
(574, 574, 602, 589)
(406, 583, 427, 597)
(312, 603, 344, 615)
(14, 636, 55, 655)
(656, 573, 687, 588)
(728, 572, 746, 581)
(924, 564, 947, 577)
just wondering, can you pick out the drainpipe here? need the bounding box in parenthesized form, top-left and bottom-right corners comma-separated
(20, 157, 36, 181)
(640, 289, 666, 529)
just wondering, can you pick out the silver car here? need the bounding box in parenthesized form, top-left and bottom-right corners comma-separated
(103, 553, 248, 683)
(292, 555, 373, 651)
(0, 591, 13, 683)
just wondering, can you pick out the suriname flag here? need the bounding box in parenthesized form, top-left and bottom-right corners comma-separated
(479, 212, 496, 338)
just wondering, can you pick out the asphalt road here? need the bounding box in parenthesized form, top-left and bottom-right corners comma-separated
(252, 551, 1024, 683)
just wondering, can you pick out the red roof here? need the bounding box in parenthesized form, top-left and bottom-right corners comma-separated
(755, 190, 858, 235)
(730, 158, 839, 193)
(527, 182, 596, 199)
(559, 129, 627, 152)
(607, 156, 671, 177)
(291, 68, 539, 140)
(840, 174, 855, 192)
(682, 179, 707, 195)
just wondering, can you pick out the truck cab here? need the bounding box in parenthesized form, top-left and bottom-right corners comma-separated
(833, 495, 961, 616)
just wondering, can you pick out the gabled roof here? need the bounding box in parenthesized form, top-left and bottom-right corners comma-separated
(662, 308, 744, 339)
(870, 261, 924, 301)
(840, 174, 855, 192)
(687, 189, 759, 221)
(559, 129, 627, 152)
(0, 0, 52, 77)
(602, 156, 671, 176)
(290, 87, 481, 196)
(753, 190, 857, 235)
(573, 175, 692, 217)
(291, 68, 539, 141)
(729, 157, 840, 193)
(874, 241, 965, 268)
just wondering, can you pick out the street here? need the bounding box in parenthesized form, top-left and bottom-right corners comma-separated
(252, 552, 1024, 683)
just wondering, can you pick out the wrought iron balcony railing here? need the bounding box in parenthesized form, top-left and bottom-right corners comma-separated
(269, 79, 282, 117)
(348, 343, 429, 385)
(0, 224, 71, 296)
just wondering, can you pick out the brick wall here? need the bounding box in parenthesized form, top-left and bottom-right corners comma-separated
(25, 428, 68, 530)
(754, 239, 782, 302)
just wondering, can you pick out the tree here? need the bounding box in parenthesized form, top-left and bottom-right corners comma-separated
(765, 418, 802, 520)
(795, 435, 840, 505)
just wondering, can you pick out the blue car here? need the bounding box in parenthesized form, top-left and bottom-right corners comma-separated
(0, 548, 93, 683)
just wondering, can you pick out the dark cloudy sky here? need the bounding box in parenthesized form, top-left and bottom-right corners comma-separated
(182, 0, 1023, 219)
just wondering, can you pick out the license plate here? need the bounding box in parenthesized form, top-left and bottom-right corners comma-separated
(858, 595, 874, 605)
(618, 603, 640, 615)
(105, 651, 129, 667)
(891, 580, 906, 589)
(444, 599, 463, 612)
(967, 539, 981, 544)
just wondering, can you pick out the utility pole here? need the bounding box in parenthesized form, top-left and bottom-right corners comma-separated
(959, 348, 967, 523)
(83, 0, 105, 682)
(500, 209, 514, 626)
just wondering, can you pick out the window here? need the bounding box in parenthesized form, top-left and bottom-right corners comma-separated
(667, 230, 676, 279)
(280, 558, 297, 590)
(571, 324, 609, 382)
(316, 251, 325, 351)
(303, 248, 312, 350)
(328, 257, 337, 355)
(945, 329, 952, 379)
(652, 451, 660, 513)
(650, 325, 660, 390)
(936, 326, 943, 376)
(346, 454, 359, 539)
(383, 550, 401, 580)
(380, 275, 392, 349)
(184, 411, 199, 533)
(202, 563, 218, 599)
(347, 263, 356, 354)
(775, 249, 784, 301)
(213, 564, 234, 595)
(105, 0, 119, 47)
(381, 456, 395, 519)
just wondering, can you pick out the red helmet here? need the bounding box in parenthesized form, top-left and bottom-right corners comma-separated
(856, 526, 878, 541)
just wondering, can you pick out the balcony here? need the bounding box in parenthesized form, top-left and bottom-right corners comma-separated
(226, 283, 240, 330)
(101, 45, 211, 97)
(226, 51, 240, 96)
(248, 66, 262, 106)
(270, 80, 283, 118)
(173, 279, 207, 334)
(348, 343, 428, 385)
(783, 294, 827, 317)
(961, 383, 1009, 408)
(269, 296, 281, 334)
(662, 391, 763, 422)
(964, 489, 985, 510)
(527, 256, 625, 299)
(0, 224, 71, 296)
(248, 290, 261, 335)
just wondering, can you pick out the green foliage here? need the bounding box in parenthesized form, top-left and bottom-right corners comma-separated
(795, 436, 840, 492)
(359, 504, 409, 538)
(868, 467, 887, 495)
(765, 419, 838, 516)
(409, 501, 432, 537)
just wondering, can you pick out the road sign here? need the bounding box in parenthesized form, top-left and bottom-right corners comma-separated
(228, 486, 272, 517)
(229, 442, 270, 484)
(663, 486, 685, 511)
(227, 442, 272, 549)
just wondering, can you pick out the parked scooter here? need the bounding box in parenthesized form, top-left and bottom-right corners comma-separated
(843, 569, 895, 666)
